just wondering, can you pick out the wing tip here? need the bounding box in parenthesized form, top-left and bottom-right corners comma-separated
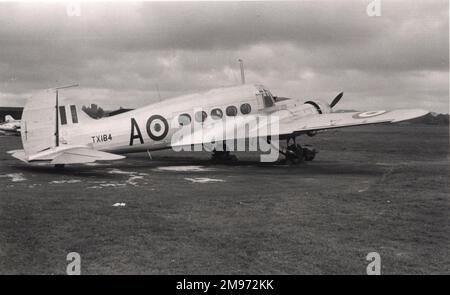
(391, 109, 429, 123)
(8, 149, 28, 163)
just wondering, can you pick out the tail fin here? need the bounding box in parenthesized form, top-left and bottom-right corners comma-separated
(21, 90, 57, 156)
(20, 90, 95, 157)
(15, 90, 124, 164)
(4, 115, 15, 122)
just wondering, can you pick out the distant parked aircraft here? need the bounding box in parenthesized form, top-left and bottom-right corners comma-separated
(8, 84, 428, 166)
(0, 115, 21, 136)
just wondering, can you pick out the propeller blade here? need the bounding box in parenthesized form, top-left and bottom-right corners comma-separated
(330, 92, 344, 108)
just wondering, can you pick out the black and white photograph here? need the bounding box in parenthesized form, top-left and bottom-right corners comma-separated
(0, 0, 448, 281)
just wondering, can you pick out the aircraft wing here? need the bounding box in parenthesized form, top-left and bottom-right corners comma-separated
(171, 108, 428, 147)
(276, 109, 429, 134)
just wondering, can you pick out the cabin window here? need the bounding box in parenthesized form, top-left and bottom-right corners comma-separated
(178, 113, 191, 126)
(70, 105, 78, 123)
(226, 106, 238, 116)
(240, 103, 251, 115)
(195, 111, 207, 123)
(210, 108, 223, 120)
(59, 106, 67, 125)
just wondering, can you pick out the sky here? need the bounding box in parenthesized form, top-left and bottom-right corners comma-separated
(0, 0, 448, 113)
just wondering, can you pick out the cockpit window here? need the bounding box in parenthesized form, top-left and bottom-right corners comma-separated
(260, 89, 274, 108)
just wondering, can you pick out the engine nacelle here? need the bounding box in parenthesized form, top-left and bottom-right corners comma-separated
(304, 100, 331, 114)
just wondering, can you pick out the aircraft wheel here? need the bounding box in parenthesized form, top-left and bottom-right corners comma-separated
(303, 146, 317, 161)
(285, 144, 304, 165)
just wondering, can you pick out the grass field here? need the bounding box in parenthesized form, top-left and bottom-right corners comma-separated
(0, 124, 448, 274)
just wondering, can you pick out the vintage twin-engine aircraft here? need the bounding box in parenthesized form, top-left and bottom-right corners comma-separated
(9, 84, 428, 166)
(0, 115, 21, 136)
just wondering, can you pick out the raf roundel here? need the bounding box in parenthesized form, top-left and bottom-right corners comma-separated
(352, 110, 387, 119)
(146, 115, 169, 141)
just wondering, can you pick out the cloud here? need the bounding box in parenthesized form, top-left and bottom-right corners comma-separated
(0, 1, 447, 112)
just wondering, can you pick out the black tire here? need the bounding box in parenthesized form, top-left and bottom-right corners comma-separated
(286, 144, 304, 165)
(303, 148, 316, 161)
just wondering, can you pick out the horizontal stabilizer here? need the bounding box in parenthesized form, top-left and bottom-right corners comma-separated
(8, 149, 27, 163)
(9, 145, 125, 164)
(51, 148, 125, 164)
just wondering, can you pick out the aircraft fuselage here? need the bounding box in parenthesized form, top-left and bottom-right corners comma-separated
(54, 84, 321, 155)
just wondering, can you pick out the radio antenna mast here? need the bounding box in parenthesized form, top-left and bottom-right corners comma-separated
(238, 59, 245, 85)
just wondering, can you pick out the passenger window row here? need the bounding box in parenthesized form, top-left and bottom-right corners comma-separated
(178, 103, 252, 126)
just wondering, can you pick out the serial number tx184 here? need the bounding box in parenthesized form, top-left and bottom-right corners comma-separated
(91, 134, 112, 143)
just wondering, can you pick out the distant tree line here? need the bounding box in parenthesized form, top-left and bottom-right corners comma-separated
(409, 113, 449, 125)
(82, 104, 134, 118)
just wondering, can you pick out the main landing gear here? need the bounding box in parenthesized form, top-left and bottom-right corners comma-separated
(269, 136, 317, 165)
(210, 137, 317, 165)
(285, 143, 317, 164)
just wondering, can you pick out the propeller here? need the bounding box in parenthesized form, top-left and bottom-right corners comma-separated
(329, 92, 344, 108)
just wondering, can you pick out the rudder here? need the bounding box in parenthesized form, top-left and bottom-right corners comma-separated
(20, 90, 95, 157)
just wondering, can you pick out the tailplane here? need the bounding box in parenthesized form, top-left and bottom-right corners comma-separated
(9, 145, 125, 164)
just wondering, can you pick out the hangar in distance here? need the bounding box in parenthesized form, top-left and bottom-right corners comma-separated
(8, 84, 428, 166)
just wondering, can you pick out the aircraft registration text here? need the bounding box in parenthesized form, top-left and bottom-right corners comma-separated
(91, 134, 113, 143)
